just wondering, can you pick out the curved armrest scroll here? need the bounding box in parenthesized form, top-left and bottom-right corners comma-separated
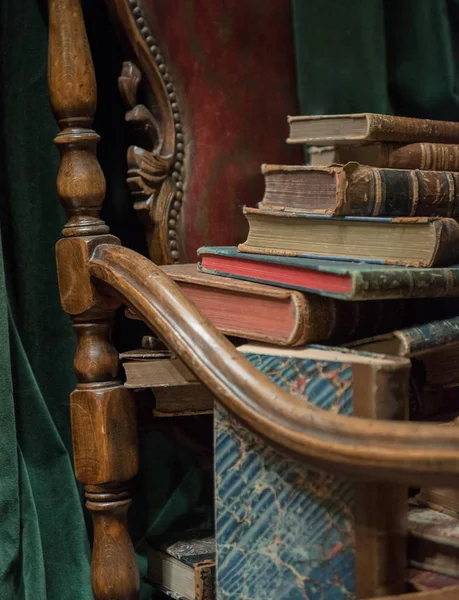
(90, 244, 459, 487)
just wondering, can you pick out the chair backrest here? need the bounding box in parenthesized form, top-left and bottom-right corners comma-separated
(108, 0, 302, 263)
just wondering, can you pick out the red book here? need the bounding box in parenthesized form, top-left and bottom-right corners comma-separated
(160, 265, 442, 347)
(197, 246, 459, 301)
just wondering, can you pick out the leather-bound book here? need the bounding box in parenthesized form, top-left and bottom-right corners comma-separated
(160, 264, 408, 346)
(238, 207, 459, 268)
(287, 113, 459, 145)
(347, 316, 459, 420)
(147, 531, 215, 600)
(198, 246, 459, 300)
(216, 343, 409, 598)
(408, 505, 459, 578)
(308, 142, 459, 170)
(346, 316, 459, 360)
(260, 163, 459, 217)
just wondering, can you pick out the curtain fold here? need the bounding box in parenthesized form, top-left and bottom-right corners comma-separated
(384, 0, 459, 119)
(292, 0, 459, 120)
(292, 0, 391, 115)
(0, 1, 94, 598)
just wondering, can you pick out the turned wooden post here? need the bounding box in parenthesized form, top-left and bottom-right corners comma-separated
(48, 1, 139, 598)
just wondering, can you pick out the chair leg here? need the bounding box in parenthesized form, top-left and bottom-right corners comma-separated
(86, 485, 139, 600)
(70, 315, 140, 600)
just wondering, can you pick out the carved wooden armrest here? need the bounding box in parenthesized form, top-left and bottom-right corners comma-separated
(83, 242, 459, 488)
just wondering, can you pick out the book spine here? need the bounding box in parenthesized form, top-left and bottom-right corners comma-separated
(336, 143, 459, 171)
(393, 318, 459, 355)
(195, 564, 215, 600)
(328, 299, 406, 341)
(352, 265, 459, 300)
(429, 218, 459, 267)
(367, 113, 459, 144)
(297, 297, 406, 345)
(342, 164, 459, 217)
(388, 143, 459, 171)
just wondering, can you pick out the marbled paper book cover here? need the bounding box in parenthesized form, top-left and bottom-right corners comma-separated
(215, 344, 407, 600)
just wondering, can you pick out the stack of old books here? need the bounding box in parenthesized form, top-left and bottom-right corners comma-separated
(156, 113, 459, 421)
(134, 113, 459, 598)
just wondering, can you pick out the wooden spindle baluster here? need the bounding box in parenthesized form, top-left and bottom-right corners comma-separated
(48, 1, 140, 598)
(86, 486, 139, 600)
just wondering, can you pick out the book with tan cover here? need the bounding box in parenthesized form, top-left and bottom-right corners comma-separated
(238, 207, 459, 268)
(308, 142, 459, 170)
(287, 113, 459, 145)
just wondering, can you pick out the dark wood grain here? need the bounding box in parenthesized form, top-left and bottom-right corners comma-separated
(48, 0, 108, 237)
(89, 243, 459, 488)
(86, 487, 139, 600)
(48, 1, 139, 598)
(107, 0, 181, 263)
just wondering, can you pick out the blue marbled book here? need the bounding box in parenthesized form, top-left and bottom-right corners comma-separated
(215, 344, 409, 599)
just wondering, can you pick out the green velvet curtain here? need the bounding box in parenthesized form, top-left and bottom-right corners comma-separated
(292, 0, 459, 120)
(0, 0, 92, 598)
(0, 1, 211, 599)
(2, 0, 459, 599)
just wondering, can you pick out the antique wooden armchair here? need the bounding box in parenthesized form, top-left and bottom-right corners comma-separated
(48, 1, 459, 599)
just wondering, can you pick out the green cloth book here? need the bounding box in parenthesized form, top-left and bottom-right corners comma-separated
(197, 246, 459, 301)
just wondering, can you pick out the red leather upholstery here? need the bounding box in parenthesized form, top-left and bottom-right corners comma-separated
(143, 0, 303, 260)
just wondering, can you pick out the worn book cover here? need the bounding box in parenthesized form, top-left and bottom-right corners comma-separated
(122, 357, 197, 389)
(198, 246, 459, 301)
(261, 162, 459, 217)
(408, 505, 459, 578)
(287, 113, 459, 145)
(347, 316, 459, 357)
(346, 317, 459, 420)
(147, 532, 215, 600)
(308, 142, 459, 171)
(215, 344, 410, 599)
(238, 207, 459, 268)
(160, 264, 412, 346)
